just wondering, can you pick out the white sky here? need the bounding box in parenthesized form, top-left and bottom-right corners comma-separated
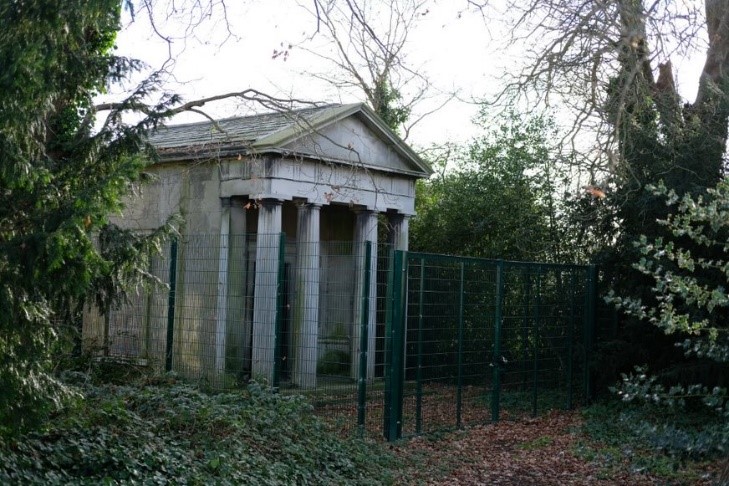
(110, 1, 523, 149)
(111, 1, 705, 152)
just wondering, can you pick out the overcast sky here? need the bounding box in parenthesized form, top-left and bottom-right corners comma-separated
(109, 1, 529, 148)
(110, 1, 704, 150)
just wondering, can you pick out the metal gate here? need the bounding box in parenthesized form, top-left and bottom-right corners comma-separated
(382, 251, 597, 441)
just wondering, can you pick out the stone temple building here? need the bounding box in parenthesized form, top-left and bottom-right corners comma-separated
(84, 103, 432, 388)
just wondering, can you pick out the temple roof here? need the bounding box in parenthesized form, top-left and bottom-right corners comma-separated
(149, 103, 432, 178)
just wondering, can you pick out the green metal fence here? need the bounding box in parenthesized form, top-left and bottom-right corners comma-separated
(82, 235, 596, 441)
(383, 252, 597, 440)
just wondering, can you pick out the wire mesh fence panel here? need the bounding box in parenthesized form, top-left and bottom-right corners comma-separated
(82, 241, 173, 367)
(223, 233, 257, 382)
(386, 252, 596, 440)
(288, 241, 391, 439)
(171, 234, 220, 385)
(281, 240, 357, 431)
(398, 256, 498, 436)
(496, 264, 591, 418)
(81, 234, 596, 440)
(81, 233, 389, 437)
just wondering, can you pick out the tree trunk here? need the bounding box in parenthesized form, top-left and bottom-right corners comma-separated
(691, 0, 729, 183)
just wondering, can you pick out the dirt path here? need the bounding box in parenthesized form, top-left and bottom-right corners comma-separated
(392, 411, 717, 485)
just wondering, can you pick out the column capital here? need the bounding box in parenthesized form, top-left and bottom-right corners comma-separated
(387, 212, 409, 223)
(295, 200, 322, 210)
(258, 198, 283, 208)
(353, 207, 375, 216)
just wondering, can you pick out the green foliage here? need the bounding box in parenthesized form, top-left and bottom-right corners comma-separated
(0, 1, 178, 435)
(580, 400, 726, 479)
(602, 180, 729, 457)
(0, 378, 397, 484)
(372, 79, 410, 134)
(579, 28, 729, 390)
(608, 180, 729, 390)
(411, 111, 573, 262)
(611, 181, 729, 349)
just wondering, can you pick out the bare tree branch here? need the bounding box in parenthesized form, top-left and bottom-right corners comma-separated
(294, 0, 452, 139)
(476, 0, 710, 179)
(95, 88, 317, 118)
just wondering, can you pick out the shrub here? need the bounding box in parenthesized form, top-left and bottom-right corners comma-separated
(0, 379, 397, 484)
(607, 180, 729, 458)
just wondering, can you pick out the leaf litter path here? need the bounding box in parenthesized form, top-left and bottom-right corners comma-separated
(391, 410, 715, 486)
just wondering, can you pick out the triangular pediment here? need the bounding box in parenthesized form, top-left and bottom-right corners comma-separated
(280, 113, 423, 176)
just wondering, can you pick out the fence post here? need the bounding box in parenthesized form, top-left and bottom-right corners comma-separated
(357, 241, 372, 437)
(566, 270, 577, 410)
(272, 232, 286, 391)
(583, 264, 598, 404)
(532, 266, 542, 417)
(385, 249, 406, 441)
(165, 238, 178, 372)
(521, 267, 531, 391)
(416, 257, 425, 435)
(456, 262, 465, 429)
(491, 260, 504, 422)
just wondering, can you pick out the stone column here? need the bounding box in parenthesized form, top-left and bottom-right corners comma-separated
(227, 199, 249, 377)
(352, 210, 378, 380)
(214, 198, 231, 376)
(251, 199, 283, 385)
(292, 203, 321, 388)
(388, 213, 410, 251)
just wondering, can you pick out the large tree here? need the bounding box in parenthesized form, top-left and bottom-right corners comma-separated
(472, 0, 729, 285)
(477, 0, 728, 180)
(296, 0, 450, 137)
(0, 0, 297, 434)
(466, 0, 729, 388)
(0, 0, 172, 434)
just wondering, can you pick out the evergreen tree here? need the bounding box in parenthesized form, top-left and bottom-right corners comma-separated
(0, 0, 177, 434)
(585, 8, 728, 388)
